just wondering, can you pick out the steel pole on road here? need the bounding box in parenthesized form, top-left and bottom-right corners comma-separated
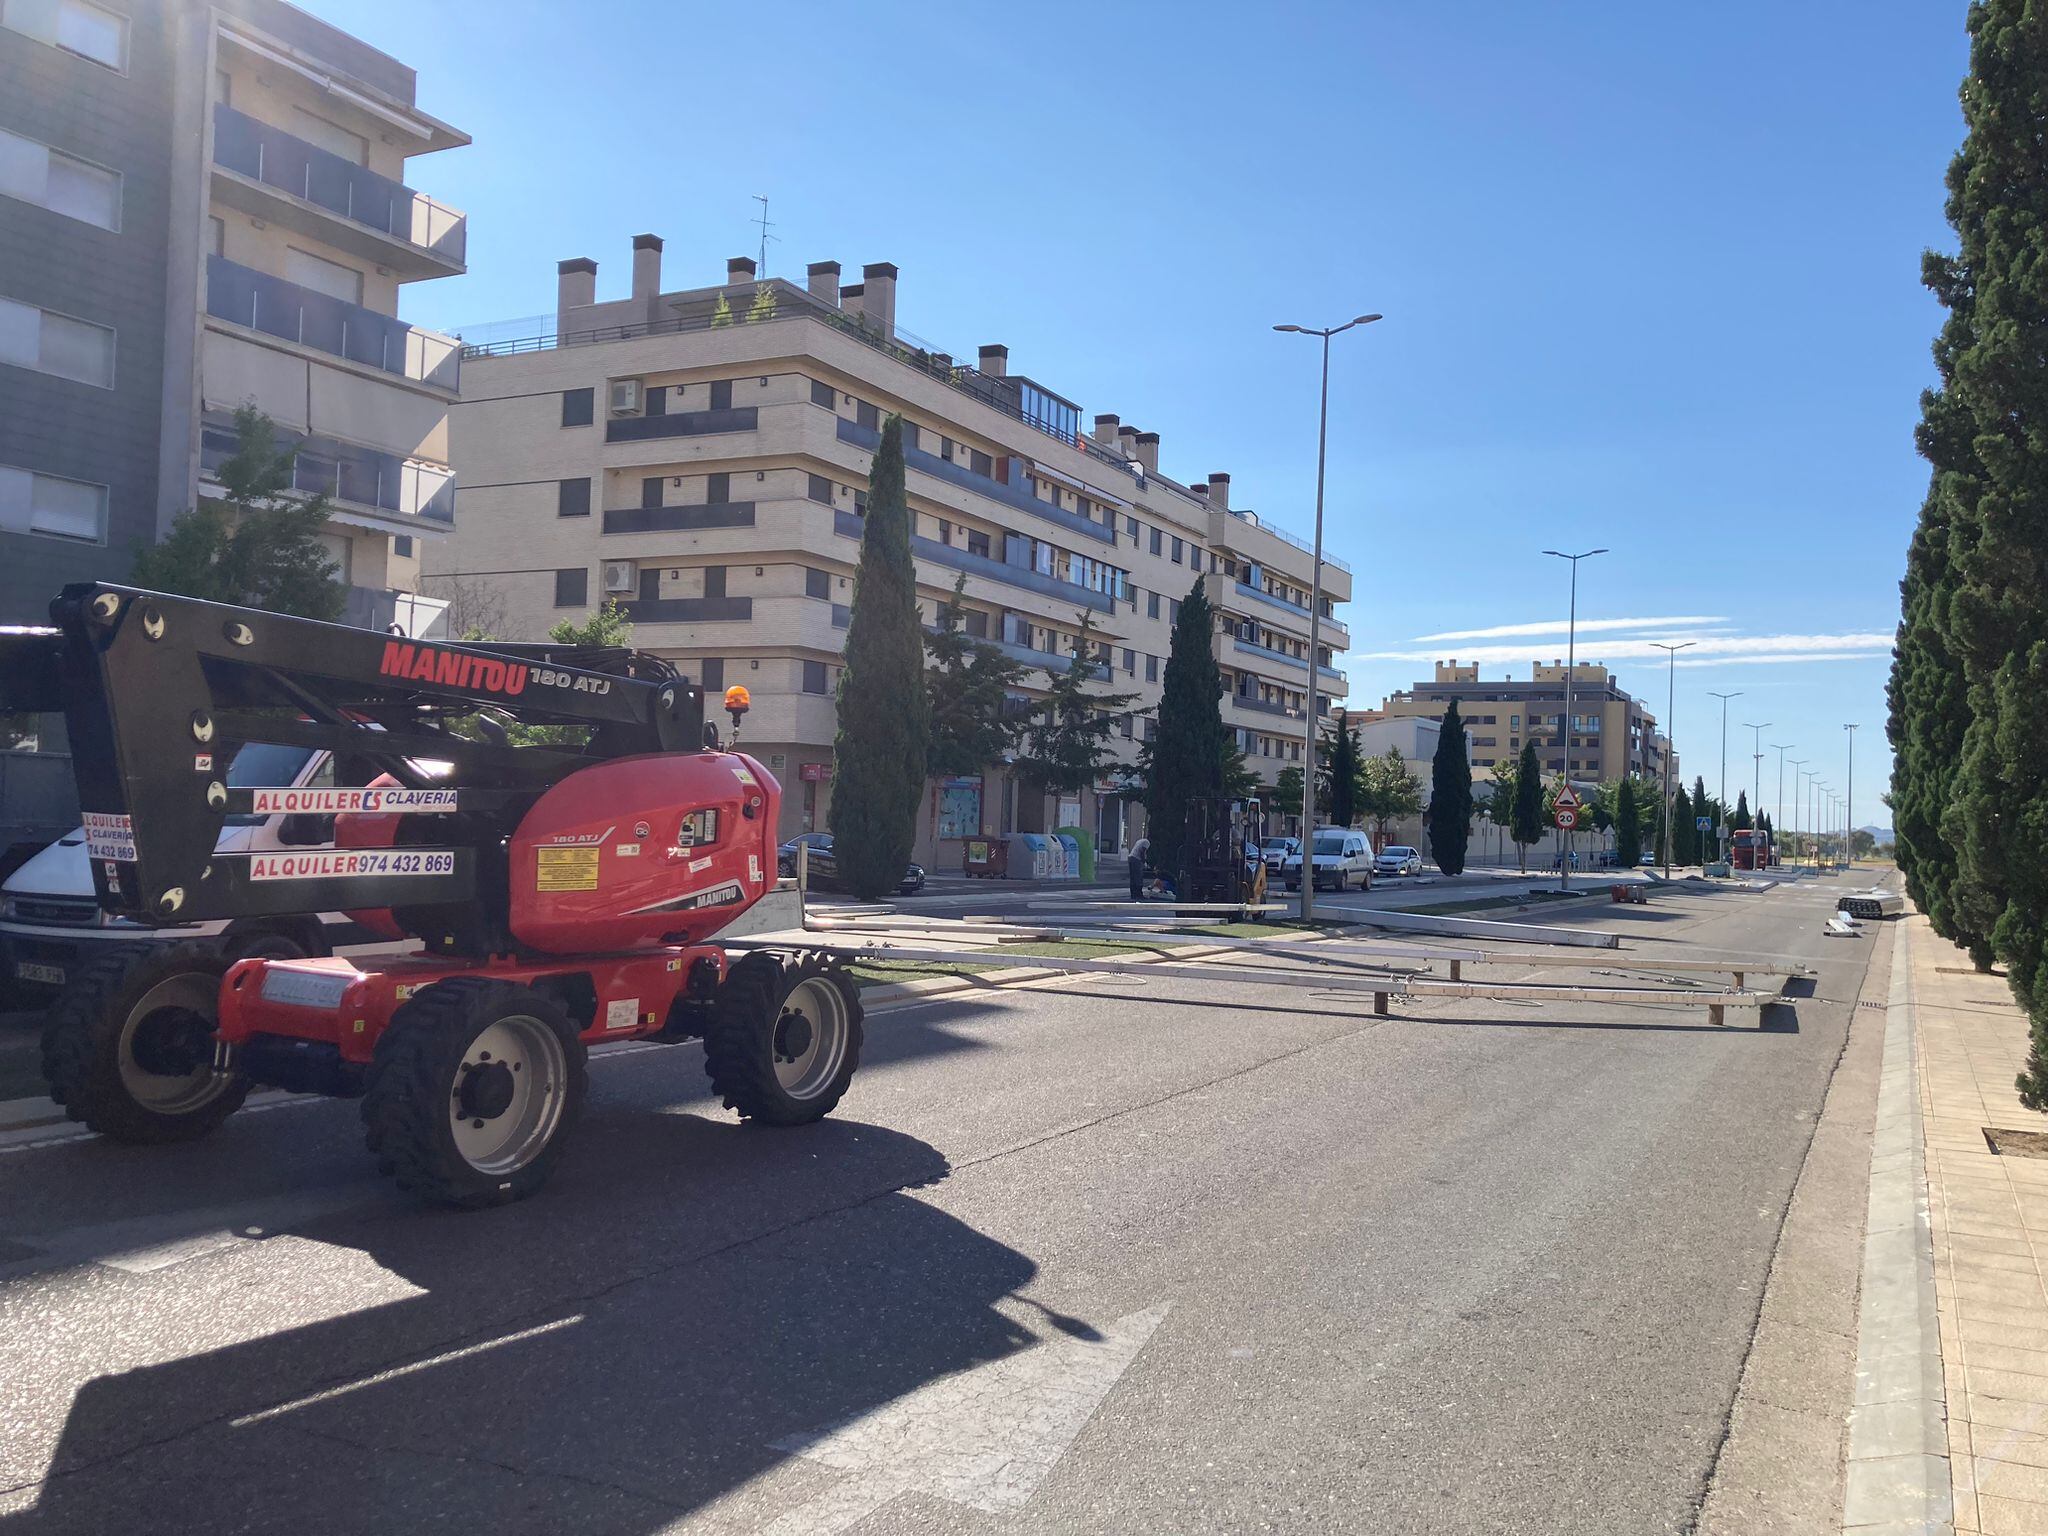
(1650, 641, 1694, 877)
(1788, 759, 1807, 865)
(1708, 691, 1741, 860)
(1274, 312, 1380, 922)
(1744, 722, 1769, 845)
(1771, 743, 1791, 865)
(1844, 723, 1858, 871)
(1543, 548, 1607, 890)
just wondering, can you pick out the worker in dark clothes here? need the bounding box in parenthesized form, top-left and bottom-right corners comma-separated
(1128, 834, 1151, 901)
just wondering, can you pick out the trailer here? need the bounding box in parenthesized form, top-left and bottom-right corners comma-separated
(0, 584, 863, 1208)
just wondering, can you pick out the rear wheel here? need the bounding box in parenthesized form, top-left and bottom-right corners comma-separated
(42, 942, 249, 1143)
(362, 978, 585, 1208)
(703, 951, 863, 1126)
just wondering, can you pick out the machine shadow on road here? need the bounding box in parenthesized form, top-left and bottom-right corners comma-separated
(1, 1114, 1075, 1533)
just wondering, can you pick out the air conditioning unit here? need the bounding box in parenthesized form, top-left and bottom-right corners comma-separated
(608, 378, 643, 416)
(601, 560, 637, 595)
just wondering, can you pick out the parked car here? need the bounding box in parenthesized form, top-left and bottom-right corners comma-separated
(780, 833, 925, 895)
(1374, 845, 1423, 878)
(1260, 836, 1300, 873)
(1638, 851, 1659, 867)
(1282, 829, 1373, 892)
(1838, 887, 1905, 920)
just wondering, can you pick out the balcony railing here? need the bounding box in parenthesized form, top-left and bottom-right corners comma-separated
(212, 105, 466, 266)
(1230, 692, 1298, 718)
(912, 535, 1113, 614)
(836, 418, 1116, 547)
(996, 637, 1108, 680)
(620, 595, 753, 624)
(201, 413, 452, 525)
(205, 255, 460, 390)
(1232, 636, 1345, 683)
(601, 501, 756, 535)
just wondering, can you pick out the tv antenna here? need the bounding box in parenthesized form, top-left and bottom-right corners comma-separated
(752, 195, 778, 277)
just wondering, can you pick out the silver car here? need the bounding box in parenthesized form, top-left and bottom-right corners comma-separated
(1374, 845, 1423, 877)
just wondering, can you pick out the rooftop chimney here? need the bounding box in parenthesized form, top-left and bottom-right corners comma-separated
(557, 257, 596, 328)
(979, 344, 1008, 378)
(862, 262, 898, 340)
(1134, 431, 1160, 475)
(1116, 424, 1139, 459)
(727, 256, 757, 286)
(1207, 472, 1231, 511)
(840, 282, 864, 321)
(807, 260, 841, 307)
(1092, 413, 1120, 446)
(631, 234, 663, 309)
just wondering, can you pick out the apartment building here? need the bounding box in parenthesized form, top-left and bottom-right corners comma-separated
(0, 0, 466, 632)
(1379, 659, 1675, 786)
(433, 238, 1353, 858)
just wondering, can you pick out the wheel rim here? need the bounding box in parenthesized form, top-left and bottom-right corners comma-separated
(448, 1015, 567, 1176)
(772, 976, 849, 1100)
(118, 973, 233, 1115)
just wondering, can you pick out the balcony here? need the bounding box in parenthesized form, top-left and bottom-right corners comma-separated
(210, 104, 465, 279)
(342, 586, 448, 637)
(606, 406, 758, 444)
(836, 418, 1116, 547)
(602, 501, 756, 535)
(996, 636, 1109, 681)
(1231, 636, 1346, 683)
(1229, 691, 1298, 719)
(200, 413, 452, 530)
(911, 535, 1114, 614)
(205, 255, 460, 391)
(619, 595, 753, 624)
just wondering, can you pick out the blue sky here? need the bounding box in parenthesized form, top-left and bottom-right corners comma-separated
(315, 0, 1968, 827)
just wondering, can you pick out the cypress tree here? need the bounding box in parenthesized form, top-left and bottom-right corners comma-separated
(1672, 781, 1696, 864)
(1614, 778, 1642, 867)
(1917, 0, 2048, 1101)
(1323, 714, 1364, 829)
(1143, 575, 1226, 882)
(829, 416, 929, 898)
(1694, 775, 1714, 861)
(1427, 700, 1473, 874)
(1732, 791, 1752, 832)
(1511, 742, 1543, 872)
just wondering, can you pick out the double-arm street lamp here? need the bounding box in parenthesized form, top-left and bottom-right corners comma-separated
(1843, 723, 1859, 870)
(1543, 548, 1607, 890)
(1649, 641, 1695, 876)
(1744, 722, 1770, 842)
(1274, 312, 1381, 922)
(1708, 691, 1742, 860)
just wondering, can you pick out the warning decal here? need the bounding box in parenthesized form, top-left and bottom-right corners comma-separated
(536, 846, 600, 892)
(603, 997, 639, 1030)
(249, 788, 458, 815)
(83, 812, 136, 863)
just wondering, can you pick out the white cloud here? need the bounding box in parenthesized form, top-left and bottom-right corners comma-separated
(1354, 633, 1894, 667)
(1674, 650, 1888, 668)
(1411, 615, 1730, 642)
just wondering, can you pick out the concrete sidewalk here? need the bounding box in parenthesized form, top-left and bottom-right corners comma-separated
(1908, 911, 2048, 1532)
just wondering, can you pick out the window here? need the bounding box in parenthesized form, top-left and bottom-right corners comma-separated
(554, 567, 586, 607)
(3, 0, 127, 69)
(289, 107, 367, 166)
(1146, 590, 1159, 620)
(805, 567, 830, 600)
(969, 449, 992, 477)
(1123, 648, 1136, 673)
(393, 534, 414, 558)
(701, 658, 724, 690)
(901, 422, 919, 451)
(853, 489, 868, 517)
(557, 478, 590, 518)
(0, 463, 106, 543)
(807, 473, 833, 504)
(802, 660, 829, 694)
(710, 379, 732, 411)
(207, 214, 225, 256)
(810, 378, 835, 408)
(0, 297, 113, 387)
(1120, 714, 1134, 739)
(855, 399, 879, 431)
(1168, 599, 1180, 626)
(644, 384, 667, 416)
(1171, 536, 1183, 564)
(639, 476, 663, 510)
(561, 388, 594, 427)
(1124, 515, 1138, 541)
(1510, 714, 1521, 731)
(284, 247, 364, 305)
(706, 472, 729, 504)
(963, 609, 987, 639)
(0, 126, 120, 229)
(1148, 526, 1162, 557)
(941, 436, 955, 461)
(966, 529, 990, 558)
(1145, 655, 1159, 683)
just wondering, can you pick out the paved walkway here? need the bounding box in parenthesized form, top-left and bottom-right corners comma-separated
(1911, 911, 2048, 1533)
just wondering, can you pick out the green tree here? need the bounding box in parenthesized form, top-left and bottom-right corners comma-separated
(1510, 742, 1544, 872)
(131, 406, 344, 621)
(1694, 775, 1715, 860)
(923, 573, 1029, 843)
(1220, 735, 1261, 799)
(1322, 713, 1364, 829)
(1427, 701, 1472, 874)
(745, 283, 778, 323)
(1361, 746, 1423, 853)
(1142, 576, 1227, 879)
(1016, 610, 1138, 803)
(1614, 778, 1643, 867)
(1672, 781, 1696, 865)
(1731, 790, 1752, 832)
(709, 292, 734, 329)
(1270, 765, 1305, 823)
(829, 415, 929, 898)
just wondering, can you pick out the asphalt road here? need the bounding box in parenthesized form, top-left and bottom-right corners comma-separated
(0, 875, 1880, 1533)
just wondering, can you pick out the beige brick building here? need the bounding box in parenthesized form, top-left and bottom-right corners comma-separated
(1378, 659, 1676, 787)
(430, 237, 1353, 861)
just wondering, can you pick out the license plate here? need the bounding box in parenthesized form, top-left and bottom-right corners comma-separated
(14, 961, 64, 986)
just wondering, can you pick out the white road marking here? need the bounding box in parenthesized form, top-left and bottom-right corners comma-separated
(763, 1300, 1171, 1533)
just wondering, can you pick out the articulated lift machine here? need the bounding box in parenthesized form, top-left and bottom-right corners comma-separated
(0, 584, 862, 1206)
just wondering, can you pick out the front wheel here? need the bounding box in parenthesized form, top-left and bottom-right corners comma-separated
(362, 978, 586, 1208)
(704, 951, 863, 1126)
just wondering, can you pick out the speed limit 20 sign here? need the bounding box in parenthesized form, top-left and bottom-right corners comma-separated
(1554, 807, 1578, 830)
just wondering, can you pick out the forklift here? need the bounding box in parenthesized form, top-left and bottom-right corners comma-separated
(1179, 794, 1268, 919)
(0, 584, 863, 1207)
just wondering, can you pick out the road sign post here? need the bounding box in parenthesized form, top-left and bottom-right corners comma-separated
(1553, 786, 1581, 884)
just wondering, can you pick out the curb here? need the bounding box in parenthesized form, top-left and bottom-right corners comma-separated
(1841, 918, 1952, 1532)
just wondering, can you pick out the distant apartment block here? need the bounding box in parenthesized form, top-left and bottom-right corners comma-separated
(1378, 659, 1676, 786)
(0, 0, 467, 632)
(433, 239, 1354, 856)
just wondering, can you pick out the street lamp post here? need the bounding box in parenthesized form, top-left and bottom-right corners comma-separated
(1813, 782, 1828, 871)
(1843, 723, 1858, 871)
(1770, 743, 1791, 868)
(1708, 691, 1742, 861)
(1788, 759, 1807, 866)
(1274, 312, 1381, 922)
(1542, 548, 1607, 890)
(1649, 641, 1694, 877)
(1743, 721, 1770, 847)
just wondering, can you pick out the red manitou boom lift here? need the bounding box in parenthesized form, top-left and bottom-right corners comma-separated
(0, 584, 861, 1207)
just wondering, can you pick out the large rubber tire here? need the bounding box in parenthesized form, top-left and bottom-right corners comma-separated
(361, 978, 586, 1209)
(703, 951, 863, 1126)
(41, 942, 250, 1143)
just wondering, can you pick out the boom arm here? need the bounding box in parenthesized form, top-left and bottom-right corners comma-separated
(0, 584, 704, 929)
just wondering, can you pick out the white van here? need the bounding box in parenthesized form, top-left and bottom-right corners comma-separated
(1280, 828, 1374, 892)
(0, 742, 351, 1000)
